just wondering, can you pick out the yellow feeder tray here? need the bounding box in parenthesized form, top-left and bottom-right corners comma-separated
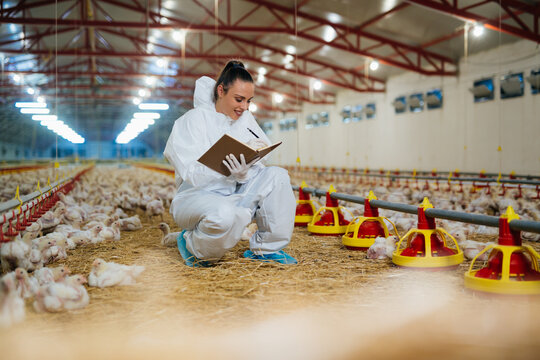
(307, 185, 352, 236)
(342, 191, 400, 250)
(392, 198, 464, 269)
(295, 209, 316, 227)
(464, 207, 540, 295)
(464, 245, 540, 295)
(393, 228, 464, 268)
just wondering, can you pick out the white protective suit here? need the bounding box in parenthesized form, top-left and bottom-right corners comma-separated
(164, 76, 296, 261)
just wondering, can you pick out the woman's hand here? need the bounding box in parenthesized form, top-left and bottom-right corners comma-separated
(223, 153, 259, 183)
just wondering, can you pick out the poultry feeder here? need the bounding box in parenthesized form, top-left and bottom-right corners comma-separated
(392, 197, 464, 269)
(307, 185, 352, 236)
(464, 207, 540, 295)
(295, 181, 318, 227)
(342, 191, 399, 250)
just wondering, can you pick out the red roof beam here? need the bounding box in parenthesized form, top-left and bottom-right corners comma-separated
(0, 48, 381, 92)
(2, 0, 72, 17)
(405, 0, 540, 43)
(222, 33, 385, 84)
(247, 0, 455, 64)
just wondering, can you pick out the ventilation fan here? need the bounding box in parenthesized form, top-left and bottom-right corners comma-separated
(408, 95, 423, 108)
(363, 105, 375, 116)
(500, 75, 523, 97)
(469, 84, 493, 97)
(392, 99, 406, 111)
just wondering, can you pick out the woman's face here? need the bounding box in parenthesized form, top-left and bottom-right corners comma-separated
(216, 80, 254, 121)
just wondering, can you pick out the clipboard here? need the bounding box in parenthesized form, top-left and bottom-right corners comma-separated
(198, 134, 282, 176)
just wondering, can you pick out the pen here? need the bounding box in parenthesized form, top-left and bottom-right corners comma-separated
(247, 127, 259, 138)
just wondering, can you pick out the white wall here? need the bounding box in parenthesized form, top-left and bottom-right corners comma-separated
(266, 40, 540, 175)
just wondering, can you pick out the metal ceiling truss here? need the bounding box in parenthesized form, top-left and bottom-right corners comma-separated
(0, 0, 457, 78)
(1, 0, 537, 148)
(405, 0, 540, 43)
(1, 60, 321, 110)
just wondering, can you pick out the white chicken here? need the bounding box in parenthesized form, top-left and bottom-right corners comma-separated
(37, 206, 65, 230)
(33, 237, 58, 265)
(40, 232, 70, 258)
(56, 192, 77, 206)
(461, 240, 495, 261)
(0, 274, 25, 328)
(522, 231, 540, 242)
(88, 258, 145, 288)
(1, 236, 31, 272)
(394, 217, 416, 232)
(2, 270, 31, 299)
(63, 206, 84, 224)
(70, 225, 103, 246)
(241, 223, 258, 241)
(158, 222, 180, 247)
(97, 221, 121, 242)
(366, 236, 399, 259)
(13, 268, 39, 299)
(114, 207, 129, 219)
(119, 215, 142, 231)
(24, 221, 43, 239)
(33, 274, 89, 312)
(33, 265, 71, 286)
(54, 222, 82, 238)
(84, 214, 118, 229)
(146, 198, 164, 220)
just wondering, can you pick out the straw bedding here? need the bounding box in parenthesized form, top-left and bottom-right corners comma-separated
(3, 205, 540, 359)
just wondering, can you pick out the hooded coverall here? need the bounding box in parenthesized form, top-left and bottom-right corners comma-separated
(164, 76, 295, 261)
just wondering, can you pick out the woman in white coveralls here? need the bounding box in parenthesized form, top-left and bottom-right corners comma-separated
(164, 60, 297, 267)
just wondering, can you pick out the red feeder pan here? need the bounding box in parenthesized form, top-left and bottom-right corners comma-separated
(464, 207, 540, 295)
(342, 191, 399, 250)
(393, 198, 464, 269)
(307, 185, 351, 236)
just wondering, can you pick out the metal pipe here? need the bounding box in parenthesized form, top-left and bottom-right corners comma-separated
(295, 170, 540, 186)
(292, 186, 540, 234)
(289, 166, 540, 179)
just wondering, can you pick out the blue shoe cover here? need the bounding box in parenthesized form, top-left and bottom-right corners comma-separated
(177, 230, 211, 268)
(243, 249, 298, 265)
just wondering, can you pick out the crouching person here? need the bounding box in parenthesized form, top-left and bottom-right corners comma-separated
(163, 60, 296, 267)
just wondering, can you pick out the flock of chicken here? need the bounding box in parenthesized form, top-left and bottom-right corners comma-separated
(0, 166, 175, 328)
(2, 165, 539, 328)
(290, 170, 540, 260)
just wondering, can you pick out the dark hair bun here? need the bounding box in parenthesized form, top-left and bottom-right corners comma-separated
(213, 60, 253, 101)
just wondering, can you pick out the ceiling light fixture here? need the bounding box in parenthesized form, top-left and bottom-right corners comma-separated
(138, 103, 169, 110)
(473, 24, 484, 37)
(15, 101, 47, 108)
(133, 112, 160, 119)
(32, 115, 57, 121)
(20, 108, 50, 114)
(145, 76, 156, 86)
(156, 58, 166, 67)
